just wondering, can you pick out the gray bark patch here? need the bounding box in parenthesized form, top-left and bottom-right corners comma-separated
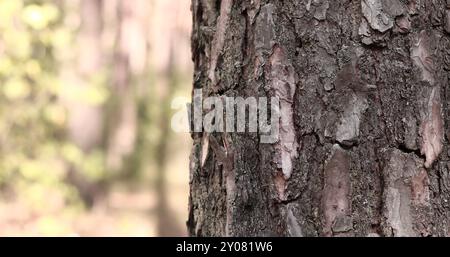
(411, 30, 435, 85)
(208, 0, 233, 87)
(382, 149, 429, 236)
(361, 0, 394, 33)
(322, 144, 352, 236)
(268, 46, 299, 179)
(336, 94, 368, 146)
(420, 87, 443, 168)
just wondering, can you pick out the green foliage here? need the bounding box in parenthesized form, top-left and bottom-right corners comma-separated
(0, 0, 105, 224)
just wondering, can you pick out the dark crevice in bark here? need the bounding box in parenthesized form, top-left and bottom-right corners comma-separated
(374, 146, 385, 237)
(396, 143, 424, 158)
(300, 132, 323, 146)
(279, 192, 301, 205)
(437, 166, 443, 195)
(334, 141, 359, 151)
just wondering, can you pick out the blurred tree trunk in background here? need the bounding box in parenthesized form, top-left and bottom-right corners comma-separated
(147, 0, 192, 236)
(155, 43, 184, 236)
(65, 0, 105, 206)
(106, 0, 139, 173)
(188, 0, 450, 236)
(69, 0, 103, 151)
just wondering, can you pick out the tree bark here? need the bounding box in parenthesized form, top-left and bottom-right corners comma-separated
(188, 0, 450, 236)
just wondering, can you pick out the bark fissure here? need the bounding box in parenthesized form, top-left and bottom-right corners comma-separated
(209, 0, 234, 90)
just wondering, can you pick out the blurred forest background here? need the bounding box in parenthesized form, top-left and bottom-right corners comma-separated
(0, 0, 192, 236)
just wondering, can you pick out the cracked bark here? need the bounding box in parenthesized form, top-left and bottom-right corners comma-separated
(188, 0, 450, 236)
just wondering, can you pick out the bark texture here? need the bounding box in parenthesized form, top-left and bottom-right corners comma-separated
(188, 0, 450, 237)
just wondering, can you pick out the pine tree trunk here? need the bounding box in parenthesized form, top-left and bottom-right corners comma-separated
(188, 0, 450, 237)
